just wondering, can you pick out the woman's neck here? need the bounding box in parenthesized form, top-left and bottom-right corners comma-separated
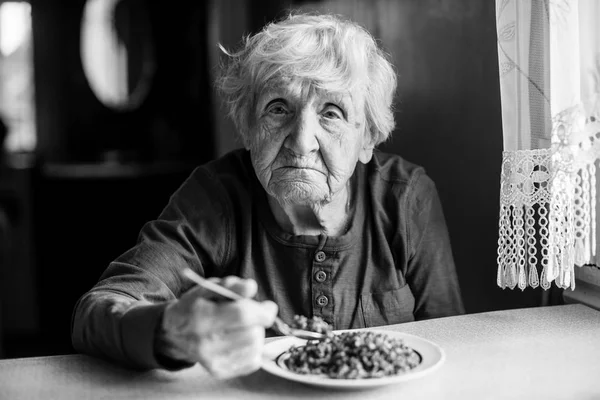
(267, 185, 352, 236)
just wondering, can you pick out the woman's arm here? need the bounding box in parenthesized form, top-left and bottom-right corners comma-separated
(404, 172, 466, 319)
(71, 166, 235, 370)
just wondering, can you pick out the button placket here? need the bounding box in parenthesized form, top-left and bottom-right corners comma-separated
(311, 248, 334, 326)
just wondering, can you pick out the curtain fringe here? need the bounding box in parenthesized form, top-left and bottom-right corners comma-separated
(497, 151, 597, 290)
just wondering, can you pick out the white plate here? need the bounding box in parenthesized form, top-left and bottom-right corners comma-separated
(261, 329, 445, 389)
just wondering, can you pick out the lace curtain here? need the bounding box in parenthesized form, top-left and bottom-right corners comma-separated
(496, 0, 600, 290)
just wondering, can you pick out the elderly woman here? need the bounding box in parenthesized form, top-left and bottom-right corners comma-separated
(71, 12, 464, 378)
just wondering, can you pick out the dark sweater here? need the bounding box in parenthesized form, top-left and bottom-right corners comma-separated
(71, 149, 464, 370)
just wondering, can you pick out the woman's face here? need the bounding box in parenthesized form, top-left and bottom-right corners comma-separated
(248, 81, 374, 206)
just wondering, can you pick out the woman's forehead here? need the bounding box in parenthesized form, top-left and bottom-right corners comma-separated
(258, 79, 362, 109)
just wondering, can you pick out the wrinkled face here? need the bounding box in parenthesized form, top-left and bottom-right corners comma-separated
(248, 80, 374, 206)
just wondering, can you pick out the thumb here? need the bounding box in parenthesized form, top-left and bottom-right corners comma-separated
(221, 276, 258, 298)
(204, 276, 258, 300)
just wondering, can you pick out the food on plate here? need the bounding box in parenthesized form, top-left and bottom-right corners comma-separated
(289, 315, 333, 335)
(282, 330, 421, 379)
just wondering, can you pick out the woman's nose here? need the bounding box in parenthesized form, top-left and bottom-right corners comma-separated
(284, 110, 319, 156)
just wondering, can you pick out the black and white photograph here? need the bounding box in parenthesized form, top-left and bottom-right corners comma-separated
(0, 1, 598, 399)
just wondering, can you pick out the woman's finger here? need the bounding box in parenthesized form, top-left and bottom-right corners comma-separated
(211, 299, 278, 331)
(221, 276, 258, 298)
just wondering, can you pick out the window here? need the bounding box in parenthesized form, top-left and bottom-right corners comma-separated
(0, 1, 35, 155)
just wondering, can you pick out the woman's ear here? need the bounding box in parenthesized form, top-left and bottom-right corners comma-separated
(240, 126, 253, 151)
(358, 134, 376, 164)
(243, 135, 252, 150)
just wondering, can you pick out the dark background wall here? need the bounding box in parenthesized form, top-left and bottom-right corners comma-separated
(0, 0, 560, 359)
(2, 0, 215, 357)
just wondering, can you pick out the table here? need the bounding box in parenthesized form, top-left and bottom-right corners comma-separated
(1, 304, 599, 400)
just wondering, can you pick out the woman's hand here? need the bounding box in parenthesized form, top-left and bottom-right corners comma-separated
(156, 276, 278, 378)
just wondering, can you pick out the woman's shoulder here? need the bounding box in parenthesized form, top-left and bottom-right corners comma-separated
(167, 148, 254, 212)
(193, 148, 253, 181)
(182, 148, 255, 194)
(369, 149, 428, 185)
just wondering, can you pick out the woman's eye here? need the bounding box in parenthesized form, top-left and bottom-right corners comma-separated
(267, 103, 289, 116)
(322, 106, 343, 120)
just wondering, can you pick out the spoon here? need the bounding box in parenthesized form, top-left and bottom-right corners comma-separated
(181, 268, 326, 341)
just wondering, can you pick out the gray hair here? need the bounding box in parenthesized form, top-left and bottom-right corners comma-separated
(216, 12, 397, 147)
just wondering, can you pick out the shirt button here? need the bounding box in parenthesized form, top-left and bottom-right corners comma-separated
(314, 251, 326, 262)
(314, 270, 327, 282)
(316, 295, 329, 307)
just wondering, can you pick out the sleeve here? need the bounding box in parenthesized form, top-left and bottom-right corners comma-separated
(71, 168, 234, 370)
(403, 171, 466, 320)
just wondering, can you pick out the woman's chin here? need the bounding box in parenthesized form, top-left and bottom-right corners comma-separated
(269, 182, 328, 206)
